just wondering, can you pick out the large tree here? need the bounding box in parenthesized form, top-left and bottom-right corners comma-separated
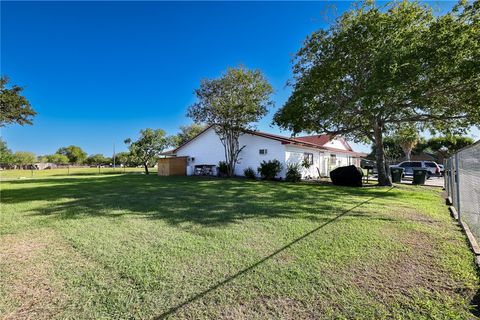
(172, 123, 207, 147)
(274, 1, 479, 186)
(56, 145, 87, 165)
(0, 76, 36, 126)
(124, 128, 171, 174)
(188, 66, 274, 177)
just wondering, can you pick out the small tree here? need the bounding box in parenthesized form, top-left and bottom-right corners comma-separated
(0, 76, 36, 126)
(173, 123, 207, 147)
(0, 139, 15, 168)
(124, 128, 171, 174)
(393, 126, 420, 161)
(188, 66, 274, 177)
(45, 153, 69, 165)
(13, 151, 36, 169)
(86, 154, 109, 167)
(56, 145, 87, 165)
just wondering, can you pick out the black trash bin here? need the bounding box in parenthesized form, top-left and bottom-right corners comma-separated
(412, 169, 428, 185)
(390, 167, 404, 183)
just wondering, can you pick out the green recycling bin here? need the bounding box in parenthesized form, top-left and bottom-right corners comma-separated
(412, 169, 428, 185)
(390, 167, 404, 183)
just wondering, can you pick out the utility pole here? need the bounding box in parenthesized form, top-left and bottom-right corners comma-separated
(113, 143, 116, 171)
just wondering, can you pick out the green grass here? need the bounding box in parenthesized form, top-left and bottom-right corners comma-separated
(0, 167, 147, 180)
(0, 174, 478, 319)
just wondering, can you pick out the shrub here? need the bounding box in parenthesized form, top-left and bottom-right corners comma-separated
(244, 167, 256, 179)
(257, 159, 283, 180)
(218, 161, 230, 176)
(286, 163, 302, 182)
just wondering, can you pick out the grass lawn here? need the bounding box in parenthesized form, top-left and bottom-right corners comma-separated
(0, 174, 478, 319)
(0, 167, 147, 180)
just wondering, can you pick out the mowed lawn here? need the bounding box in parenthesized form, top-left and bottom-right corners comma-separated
(0, 174, 478, 319)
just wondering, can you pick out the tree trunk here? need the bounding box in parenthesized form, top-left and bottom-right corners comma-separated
(144, 163, 149, 175)
(374, 122, 392, 186)
(405, 149, 411, 161)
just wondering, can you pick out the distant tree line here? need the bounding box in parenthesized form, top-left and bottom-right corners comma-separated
(0, 123, 211, 172)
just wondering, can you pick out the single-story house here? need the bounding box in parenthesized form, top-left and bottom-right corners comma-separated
(162, 126, 365, 179)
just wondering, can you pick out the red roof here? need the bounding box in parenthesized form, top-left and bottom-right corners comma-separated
(295, 135, 333, 147)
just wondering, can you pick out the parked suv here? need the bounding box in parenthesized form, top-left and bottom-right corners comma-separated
(393, 161, 441, 177)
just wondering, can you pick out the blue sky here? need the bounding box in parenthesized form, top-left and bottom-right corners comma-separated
(2, 1, 474, 156)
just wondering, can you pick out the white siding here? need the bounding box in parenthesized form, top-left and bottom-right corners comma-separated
(285, 145, 326, 178)
(323, 138, 349, 151)
(175, 127, 286, 178)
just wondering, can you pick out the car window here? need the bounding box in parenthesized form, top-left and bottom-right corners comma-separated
(399, 162, 410, 167)
(425, 162, 437, 167)
(411, 162, 422, 167)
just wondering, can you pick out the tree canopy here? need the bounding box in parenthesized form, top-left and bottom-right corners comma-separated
(56, 145, 88, 164)
(86, 154, 110, 166)
(172, 123, 207, 147)
(274, 1, 479, 185)
(392, 126, 420, 161)
(124, 128, 171, 174)
(0, 139, 15, 166)
(188, 66, 274, 176)
(14, 151, 36, 168)
(0, 76, 36, 126)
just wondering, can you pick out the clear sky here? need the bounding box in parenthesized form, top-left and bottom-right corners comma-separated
(1, 1, 474, 157)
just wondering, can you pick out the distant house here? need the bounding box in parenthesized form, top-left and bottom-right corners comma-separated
(34, 162, 58, 170)
(162, 126, 365, 179)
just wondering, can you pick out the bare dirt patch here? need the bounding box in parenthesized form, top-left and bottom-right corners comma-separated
(0, 230, 66, 320)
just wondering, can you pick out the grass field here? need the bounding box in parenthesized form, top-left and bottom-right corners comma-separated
(0, 174, 478, 319)
(0, 167, 148, 180)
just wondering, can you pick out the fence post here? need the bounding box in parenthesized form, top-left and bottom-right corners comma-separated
(454, 152, 461, 221)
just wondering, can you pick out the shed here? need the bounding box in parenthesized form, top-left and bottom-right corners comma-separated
(157, 157, 187, 176)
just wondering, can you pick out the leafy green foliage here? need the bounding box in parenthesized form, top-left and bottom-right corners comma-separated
(0, 76, 36, 126)
(243, 167, 256, 179)
(13, 151, 36, 168)
(274, 1, 479, 185)
(115, 152, 139, 167)
(86, 154, 110, 166)
(188, 66, 274, 177)
(425, 135, 474, 156)
(172, 123, 207, 147)
(285, 163, 302, 182)
(56, 145, 87, 164)
(218, 161, 230, 176)
(0, 138, 15, 166)
(392, 126, 420, 161)
(257, 159, 283, 180)
(124, 128, 171, 174)
(43, 153, 70, 165)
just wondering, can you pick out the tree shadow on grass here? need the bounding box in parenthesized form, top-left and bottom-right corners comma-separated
(153, 187, 395, 319)
(1, 175, 401, 228)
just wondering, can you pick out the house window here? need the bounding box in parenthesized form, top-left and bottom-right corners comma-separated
(259, 149, 268, 155)
(330, 154, 337, 164)
(303, 153, 313, 165)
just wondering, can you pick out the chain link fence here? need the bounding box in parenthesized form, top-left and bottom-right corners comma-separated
(445, 140, 480, 243)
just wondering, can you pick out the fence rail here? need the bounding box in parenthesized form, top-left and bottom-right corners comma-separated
(445, 140, 480, 243)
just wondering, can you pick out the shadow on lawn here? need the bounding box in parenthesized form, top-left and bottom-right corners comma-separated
(1, 175, 401, 228)
(154, 186, 395, 319)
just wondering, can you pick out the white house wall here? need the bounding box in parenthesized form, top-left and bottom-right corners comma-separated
(174, 127, 361, 179)
(323, 138, 349, 150)
(175, 127, 287, 178)
(285, 145, 325, 178)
